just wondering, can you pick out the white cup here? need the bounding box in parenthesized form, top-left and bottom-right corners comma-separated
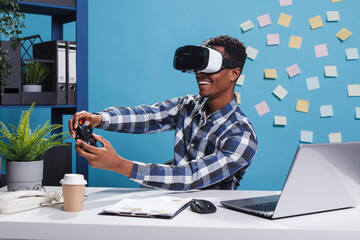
(60, 174, 87, 212)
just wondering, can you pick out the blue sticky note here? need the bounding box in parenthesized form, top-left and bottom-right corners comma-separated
(320, 105, 333, 117)
(306, 76, 320, 90)
(345, 48, 359, 60)
(300, 130, 313, 143)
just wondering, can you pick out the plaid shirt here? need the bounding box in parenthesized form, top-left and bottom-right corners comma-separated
(96, 95, 258, 191)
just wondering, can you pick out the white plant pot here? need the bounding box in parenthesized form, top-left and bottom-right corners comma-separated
(6, 159, 44, 191)
(23, 84, 42, 92)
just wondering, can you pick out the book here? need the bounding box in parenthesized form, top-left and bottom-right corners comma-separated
(100, 196, 193, 219)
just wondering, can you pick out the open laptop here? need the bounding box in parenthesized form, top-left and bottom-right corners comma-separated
(221, 142, 360, 219)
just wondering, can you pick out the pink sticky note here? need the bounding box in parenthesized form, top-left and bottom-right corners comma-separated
(280, 0, 292, 6)
(257, 14, 271, 28)
(314, 44, 328, 58)
(255, 101, 270, 116)
(267, 33, 280, 45)
(287, 64, 301, 78)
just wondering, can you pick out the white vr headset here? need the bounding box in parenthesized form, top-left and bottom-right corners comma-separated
(173, 45, 242, 73)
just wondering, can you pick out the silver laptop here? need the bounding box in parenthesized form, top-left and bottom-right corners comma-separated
(221, 142, 360, 219)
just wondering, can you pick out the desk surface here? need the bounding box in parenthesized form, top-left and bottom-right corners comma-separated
(0, 187, 359, 240)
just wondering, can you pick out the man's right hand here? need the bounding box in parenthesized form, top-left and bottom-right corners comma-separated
(68, 111, 102, 138)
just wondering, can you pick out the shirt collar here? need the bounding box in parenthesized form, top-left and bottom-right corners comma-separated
(196, 96, 238, 122)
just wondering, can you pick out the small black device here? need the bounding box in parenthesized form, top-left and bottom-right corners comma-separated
(173, 45, 242, 73)
(190, 199, 217, 214)
(75, 119, 97, 147)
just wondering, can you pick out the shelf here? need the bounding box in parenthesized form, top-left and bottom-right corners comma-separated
(18, 0, 76, 22)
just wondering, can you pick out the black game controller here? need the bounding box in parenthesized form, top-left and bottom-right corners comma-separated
(75, 119, 97, 147)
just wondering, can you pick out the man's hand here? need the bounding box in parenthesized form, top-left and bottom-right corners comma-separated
(69, 111, 102, 138)
(75, 133, 133, 177)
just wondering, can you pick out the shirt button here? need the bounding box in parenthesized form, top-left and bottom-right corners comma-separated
(191, 143, 195, 148)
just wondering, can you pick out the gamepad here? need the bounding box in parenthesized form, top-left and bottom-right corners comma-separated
(75, 119, 97, 147)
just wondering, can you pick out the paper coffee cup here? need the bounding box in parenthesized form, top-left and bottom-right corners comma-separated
(60, 174, 87, 212)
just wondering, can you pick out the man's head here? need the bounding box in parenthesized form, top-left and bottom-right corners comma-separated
(202, 35, 247, 74)
(194, 36, 246, 106)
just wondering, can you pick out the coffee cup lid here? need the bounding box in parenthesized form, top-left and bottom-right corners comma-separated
(60, 174, 87, 185)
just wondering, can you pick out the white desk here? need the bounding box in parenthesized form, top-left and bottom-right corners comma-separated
(0, 187, 359, 240)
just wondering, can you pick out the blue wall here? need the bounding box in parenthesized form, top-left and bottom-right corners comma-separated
(1, 0, 359, 190)
(87, 0, 360, 190)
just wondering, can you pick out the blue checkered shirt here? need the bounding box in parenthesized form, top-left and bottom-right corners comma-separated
(96, 95, 257, 191)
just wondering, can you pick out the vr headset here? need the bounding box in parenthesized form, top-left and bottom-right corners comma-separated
(173, 45, 242, 73)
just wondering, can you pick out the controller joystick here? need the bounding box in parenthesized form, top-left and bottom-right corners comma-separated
(75, 119, 98, 147)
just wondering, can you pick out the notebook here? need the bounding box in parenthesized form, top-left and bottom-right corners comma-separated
(221, 142, 360, 219)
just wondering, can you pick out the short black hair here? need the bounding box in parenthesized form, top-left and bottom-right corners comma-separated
(203, 35, 247, 72)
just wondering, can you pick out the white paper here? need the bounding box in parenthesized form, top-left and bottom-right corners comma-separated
(329, 132, 342, 143)
(326, 11, 340, 22)
(324, 66, 337, 77)
(320, 105, 333, 117)
(274, 116, 287, 126)
(236, 74, 245, 86)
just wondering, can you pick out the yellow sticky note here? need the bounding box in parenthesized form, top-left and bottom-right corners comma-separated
(309, 16, 323, 29)
(336, 28, 352, 41)
(277, 13, 292, 27)
(264, 69, 277, 79)
(235, 92, 241, 104)
(332, 0, 343, 2)
(296, 99, 309, 113)
(288, 35, 302, 49)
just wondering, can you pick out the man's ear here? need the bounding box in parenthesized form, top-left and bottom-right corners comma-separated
(230, 68, 241, 83)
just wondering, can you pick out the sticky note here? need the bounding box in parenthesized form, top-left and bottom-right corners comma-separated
(288, 35, 302, 49)
(286, 64, 301, 78)
(235, 92, 241, 104)
(264, 69, 277, 79)
(345, 48, 359, 60)
(329, 133, 342, 143)
(326, 11, 340, 22)
(257, 13, 271, 28)
(267, 33, 280, 45)
(314, 44, 328, 58)
(356, 107, 360, 119)
(324, 66, 337, 77)
(240, 20, 255, 32)
(236, 74, 245, 86)
(277, 13, 292, 27)
(320, 105, 333, 117)
(274, 116, 287, 126)
(348, 84, 360, 96)
(296, 99, 309, 113)
(300, 130, 313, 143)
(336, 28, 352, 41)
(309, 16, 323, 29)
(306, 76, 320, 90)
(246, 46, 259, 60)
(279, 0, 292, 6)
(332, 0, 344, 2)
(273, 85, 288, 100)
(255, 101, 270, 116)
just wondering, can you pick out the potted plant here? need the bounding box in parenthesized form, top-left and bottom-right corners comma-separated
(0, 0, 26, 99)
(22, 61, 50, 92)
(0, 102, 70, 191)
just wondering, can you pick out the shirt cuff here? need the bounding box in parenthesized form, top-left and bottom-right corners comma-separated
(130, 161, 148, 182)
(94, 111, 110, 129)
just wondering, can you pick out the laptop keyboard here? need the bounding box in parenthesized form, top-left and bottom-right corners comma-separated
(244, 201, 277, 213)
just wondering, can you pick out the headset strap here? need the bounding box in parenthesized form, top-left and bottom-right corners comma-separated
(223, 58, 242, 69)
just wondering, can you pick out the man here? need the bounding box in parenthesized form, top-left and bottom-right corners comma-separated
(69, 35, 258, 191)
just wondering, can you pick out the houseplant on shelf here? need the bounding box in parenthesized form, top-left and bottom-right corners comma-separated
(0, 102, 70, 191)
(22, 61, 50, 92)
(0, 0, 26, 99)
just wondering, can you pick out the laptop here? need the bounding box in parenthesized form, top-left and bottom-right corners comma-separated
(221, 142, 360, 219)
